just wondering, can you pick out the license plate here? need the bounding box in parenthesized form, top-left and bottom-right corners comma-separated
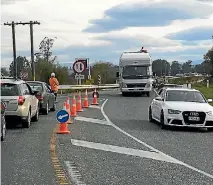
(188, 116, 200, 121)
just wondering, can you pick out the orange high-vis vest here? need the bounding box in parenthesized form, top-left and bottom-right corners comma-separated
(49, 77, 59, 91)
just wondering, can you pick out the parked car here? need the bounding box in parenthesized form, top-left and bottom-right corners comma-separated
(1, 101, 7, 141)
(149, 88, 213, 131)
(26, 81, 56, 115)
(0, 77, 40, 128)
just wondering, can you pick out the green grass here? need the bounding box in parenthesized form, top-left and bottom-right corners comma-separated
(192, 84, 213, 106)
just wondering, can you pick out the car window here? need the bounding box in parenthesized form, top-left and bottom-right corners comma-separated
(22, 83, 31, 95)
(45, 83, 51, 92)
(27, 82, 43, 93)
(0, 83, 20, 96)
(166, 90, 206, 103)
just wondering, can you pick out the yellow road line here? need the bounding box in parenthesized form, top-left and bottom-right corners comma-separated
(50, 125, 71, 185)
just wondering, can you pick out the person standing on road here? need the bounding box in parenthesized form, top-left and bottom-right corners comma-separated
(49, 72, 59, 102)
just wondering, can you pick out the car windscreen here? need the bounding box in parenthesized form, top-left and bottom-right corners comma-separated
(0, 83, 20, 96)
(165, 90, 206, 103)
(27, 82, 43, 92)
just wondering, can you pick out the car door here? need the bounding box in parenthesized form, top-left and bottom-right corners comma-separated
(45, 83, 54, 108)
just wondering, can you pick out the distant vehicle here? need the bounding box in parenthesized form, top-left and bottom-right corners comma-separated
(26, 81, 56, 115)
(0, 78, 39, 128)
(149, 88, 213, 131)
(116, 48, 153, 97)
(1, 101, 7, 141)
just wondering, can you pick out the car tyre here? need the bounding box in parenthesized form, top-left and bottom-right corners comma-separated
(32, 106, 39, 122)
(22, 110, 31, 128)
(160, 111, 166, 129)
(43, 102, 49, 115)
(149, 107, 154, 122)
(50, 102, 56, 111)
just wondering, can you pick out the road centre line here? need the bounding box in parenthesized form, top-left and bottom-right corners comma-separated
(101, 99, 213, 179)
(71, 139, 182, 164)
(74, 116, 110, 126)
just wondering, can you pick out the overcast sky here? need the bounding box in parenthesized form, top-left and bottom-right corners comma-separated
(1, 0, 213, 67)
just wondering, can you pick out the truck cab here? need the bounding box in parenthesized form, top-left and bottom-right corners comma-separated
(117, 49, 153, 97)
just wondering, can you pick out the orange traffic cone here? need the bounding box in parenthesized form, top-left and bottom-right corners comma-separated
(91, 89, 99, 105)
(76, 91, 83, 112)
(65, 98, 73, 124)
(71, 93, 77, 117)
(83, 89, 89, 108)
(56, 102, 70, 134)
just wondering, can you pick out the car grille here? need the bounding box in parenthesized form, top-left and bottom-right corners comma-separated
(127, 83, 146, 88)
(182, 111, 206, 124)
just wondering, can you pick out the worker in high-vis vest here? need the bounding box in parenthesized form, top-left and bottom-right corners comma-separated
(49, 72, 59, 102)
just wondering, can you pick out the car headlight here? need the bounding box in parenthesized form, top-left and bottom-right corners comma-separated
(146, 83, 151, 88)
(122, 83, 127, 88)
(168, 109, 181, 114)
(206, 111, 213, 116)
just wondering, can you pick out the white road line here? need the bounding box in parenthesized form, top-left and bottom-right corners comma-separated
(74, 116, 110, 126)
(65, 161, 86, 185)
(101, 99, 213, 179)
(71, 139, 182, 164)
(89, 105, 101, 109)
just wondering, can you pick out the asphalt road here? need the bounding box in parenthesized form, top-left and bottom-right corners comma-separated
(2, 90, 213, 185)
(57, 90, 213, 185)
(1, 106, 59, 185)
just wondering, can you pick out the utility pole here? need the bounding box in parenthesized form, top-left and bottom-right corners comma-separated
(3, 21, 40, 81)
(4, 21, 17, 79)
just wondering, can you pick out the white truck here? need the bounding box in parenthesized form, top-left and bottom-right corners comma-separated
(116, 49, 153, 97)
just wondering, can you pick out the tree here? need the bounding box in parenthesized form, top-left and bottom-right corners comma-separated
(203, 47, 213, 75)
(1, 68, 9, 76)
(152, 59, 170, 76)
(9, 56, 30, 77)
(91, 61, 117, 84)
(36, 37, 57, 63)
(171, 61, 181, 76)
(182, 60, 192, 74)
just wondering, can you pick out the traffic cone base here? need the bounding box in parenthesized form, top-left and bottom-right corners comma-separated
(56, 123, 70, 134)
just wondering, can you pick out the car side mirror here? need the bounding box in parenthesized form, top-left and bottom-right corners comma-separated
(116, 72, 119, 78)
(155, 96, 163, 101)
(207, 99, 212, 103)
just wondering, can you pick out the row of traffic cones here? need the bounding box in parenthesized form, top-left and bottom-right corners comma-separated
(57, 89, 99, 134)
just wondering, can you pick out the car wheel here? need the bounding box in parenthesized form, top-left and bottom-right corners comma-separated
(1, 120, 6, 141)
(43, 102, 49, 115)
(22, 110, 31, 128)
(32, 106, 39, 122)
(149, 107, 154, 122)
(160, 111, 166, 129)
(50, 102, 56, 111)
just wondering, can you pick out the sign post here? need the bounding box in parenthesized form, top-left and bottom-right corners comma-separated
(73, 59, 87, 85)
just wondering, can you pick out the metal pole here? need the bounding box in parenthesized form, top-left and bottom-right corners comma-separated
(11, 22, 17, 78)
(30, 21, 35, 81)
(88, 58, 91, 80)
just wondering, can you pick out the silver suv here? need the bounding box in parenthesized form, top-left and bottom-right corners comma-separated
(0, 77, 39, 128)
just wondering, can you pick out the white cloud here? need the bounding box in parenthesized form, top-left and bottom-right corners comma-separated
(1, 0, 213, 67)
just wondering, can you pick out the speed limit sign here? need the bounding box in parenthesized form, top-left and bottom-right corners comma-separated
(73, 60, 86, 74)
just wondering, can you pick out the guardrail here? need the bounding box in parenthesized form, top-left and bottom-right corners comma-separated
(58, 84, 119, 94)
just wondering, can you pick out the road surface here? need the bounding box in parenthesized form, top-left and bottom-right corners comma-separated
(2, 90, 213, 185)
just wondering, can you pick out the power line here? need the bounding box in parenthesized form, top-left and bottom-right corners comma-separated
(3, 21, 40, 80)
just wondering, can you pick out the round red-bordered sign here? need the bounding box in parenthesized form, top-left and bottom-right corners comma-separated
(73, 60, 86, 74)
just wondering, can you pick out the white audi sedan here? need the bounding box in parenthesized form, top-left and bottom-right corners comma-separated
(149, 88, 213, 131)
